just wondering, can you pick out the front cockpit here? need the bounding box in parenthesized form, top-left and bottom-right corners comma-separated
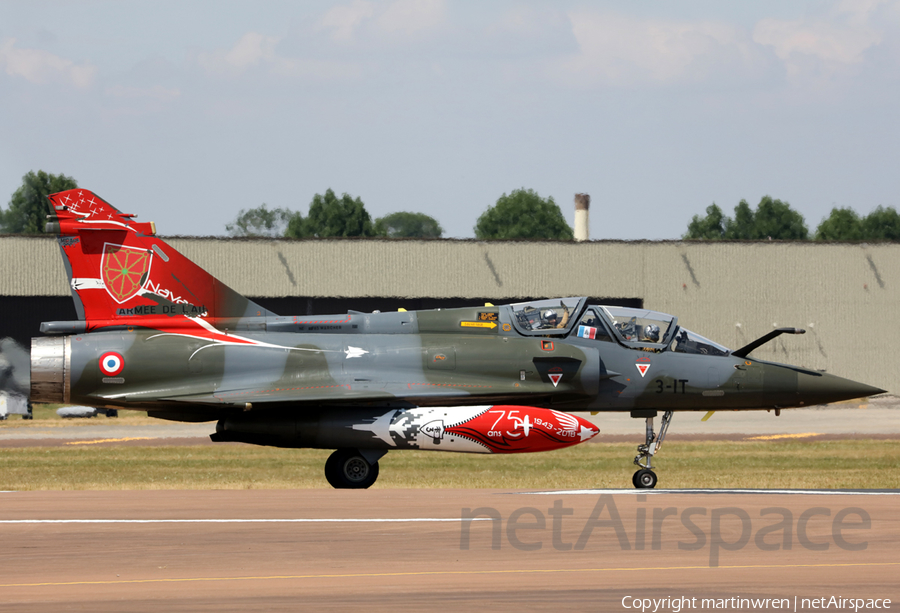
(598, 305, 731, 356)
(600, 306, 677, 348)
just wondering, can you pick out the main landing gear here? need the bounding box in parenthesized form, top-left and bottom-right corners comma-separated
(632, 410, 673, 489)
(324, 448, 386, 489)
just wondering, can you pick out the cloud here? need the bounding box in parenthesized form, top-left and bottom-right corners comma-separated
(223, 32, 280, 70)
(557, 12, 760, 87)
(317, 0, 445, 43)
(752, 1, 889, 75)
(0, 38, 96, 88)
(197, 32, 281, 74)
(318, 0, 376, 42)
(493, 6, 565, 37)
(477, 6, 575, 59)
(197, 31, 360, 80)
(375, 0, 445, 38)
(545, 2, 900, 90)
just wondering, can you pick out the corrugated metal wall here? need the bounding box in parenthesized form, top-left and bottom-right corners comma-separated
(0, 236, 69, 296)
(2, 235, 895, 393)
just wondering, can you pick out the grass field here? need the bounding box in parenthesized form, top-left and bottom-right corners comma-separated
(2, 404, 164, 426)
(1, 440, 898, 490)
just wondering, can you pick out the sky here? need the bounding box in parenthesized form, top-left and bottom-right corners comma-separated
(1, 0, 899, 239)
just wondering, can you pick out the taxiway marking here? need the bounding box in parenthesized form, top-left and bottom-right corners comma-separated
(0, 517, 488, 525)
(65, 437, 153, 445)
(746, 433, 822, 440)
(2, 561, 897, 589)
(524, 488, 900, 495)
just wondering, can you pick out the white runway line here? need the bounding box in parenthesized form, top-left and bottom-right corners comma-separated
(0, 517, 490, 525)
(523, 489, 900, 496)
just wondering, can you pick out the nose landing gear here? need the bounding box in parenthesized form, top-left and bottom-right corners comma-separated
(632, 410, 673, 489)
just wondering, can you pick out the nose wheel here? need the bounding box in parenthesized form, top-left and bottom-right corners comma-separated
(632, 410, 673, 489)
(632, 468, 657, 489)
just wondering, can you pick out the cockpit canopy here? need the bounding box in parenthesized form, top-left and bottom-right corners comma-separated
(600, 306, 730, 355)
(505, 298, 731, 356)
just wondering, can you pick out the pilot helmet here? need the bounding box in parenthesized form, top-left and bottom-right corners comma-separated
(643, 324, 660, 342)
(542, 309, 558, 323)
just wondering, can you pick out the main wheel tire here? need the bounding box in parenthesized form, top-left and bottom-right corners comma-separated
(324, 452, 342, 488)
(633, 468, 657, 489)
(324, 449, 379, 489)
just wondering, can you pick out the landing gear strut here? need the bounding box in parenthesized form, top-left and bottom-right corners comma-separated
(632, 410, 673, 489)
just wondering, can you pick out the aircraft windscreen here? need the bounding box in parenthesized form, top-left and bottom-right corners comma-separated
(510, 298, 583, 332)
(601, 306, 674, 345)
(671, 328, 731, 357)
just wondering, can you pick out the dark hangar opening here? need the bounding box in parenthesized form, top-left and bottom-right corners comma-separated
(0, 296, 78, 349)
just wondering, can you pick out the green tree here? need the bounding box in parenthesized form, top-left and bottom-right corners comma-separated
(814, 205, 900, 241)
(225, 204, 295, 237)
(287, 189, 375, 238)
(724, 200, 757, 239)
(815, 207, 863, 241)
(752, 196, 808, 240)
(474, 188, 573, 240)
(684, 203, 726, 239)
(861, 206, 900, 240)
(374, 212, 443, 238)
(684, 196, 808, 240)
(1, 170, 78, 234)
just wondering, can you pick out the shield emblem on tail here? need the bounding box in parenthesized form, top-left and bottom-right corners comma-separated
(101, 243, 152, 303)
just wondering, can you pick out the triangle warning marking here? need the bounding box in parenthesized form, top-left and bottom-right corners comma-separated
(548, 373, 563, 387)
(635, 363, 650, 377)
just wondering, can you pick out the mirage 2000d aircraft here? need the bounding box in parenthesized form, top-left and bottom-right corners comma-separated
(30, 189, 885, 489)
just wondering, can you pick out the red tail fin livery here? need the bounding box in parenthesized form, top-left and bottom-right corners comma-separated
(45, 189, 270, 330)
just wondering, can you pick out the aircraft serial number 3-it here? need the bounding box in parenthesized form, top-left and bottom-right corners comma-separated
(30, 189, 884, 489)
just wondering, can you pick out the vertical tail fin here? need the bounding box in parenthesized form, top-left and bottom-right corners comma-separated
(45, 189, 273, 326)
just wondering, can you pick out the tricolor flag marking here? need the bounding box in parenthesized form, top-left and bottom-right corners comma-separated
(578, 326, 597, 339)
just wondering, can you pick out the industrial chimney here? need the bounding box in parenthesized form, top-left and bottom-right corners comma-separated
(574, 193, 590, 242)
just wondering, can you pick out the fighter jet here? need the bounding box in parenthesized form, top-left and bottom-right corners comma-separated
(30, 189, 884, 489)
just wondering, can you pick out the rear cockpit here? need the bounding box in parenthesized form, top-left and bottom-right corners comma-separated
(508, 298, 584, 336)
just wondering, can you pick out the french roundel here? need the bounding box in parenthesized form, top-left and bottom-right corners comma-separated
(99, 352, 125, 376)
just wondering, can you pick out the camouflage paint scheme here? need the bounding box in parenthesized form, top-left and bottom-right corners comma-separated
(29, 189, 884, 489)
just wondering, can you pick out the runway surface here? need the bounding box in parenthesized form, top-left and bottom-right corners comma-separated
(0, 489, 897, 612)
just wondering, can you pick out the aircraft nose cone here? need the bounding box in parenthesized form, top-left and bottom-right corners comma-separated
(797, 372, 885, 405)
